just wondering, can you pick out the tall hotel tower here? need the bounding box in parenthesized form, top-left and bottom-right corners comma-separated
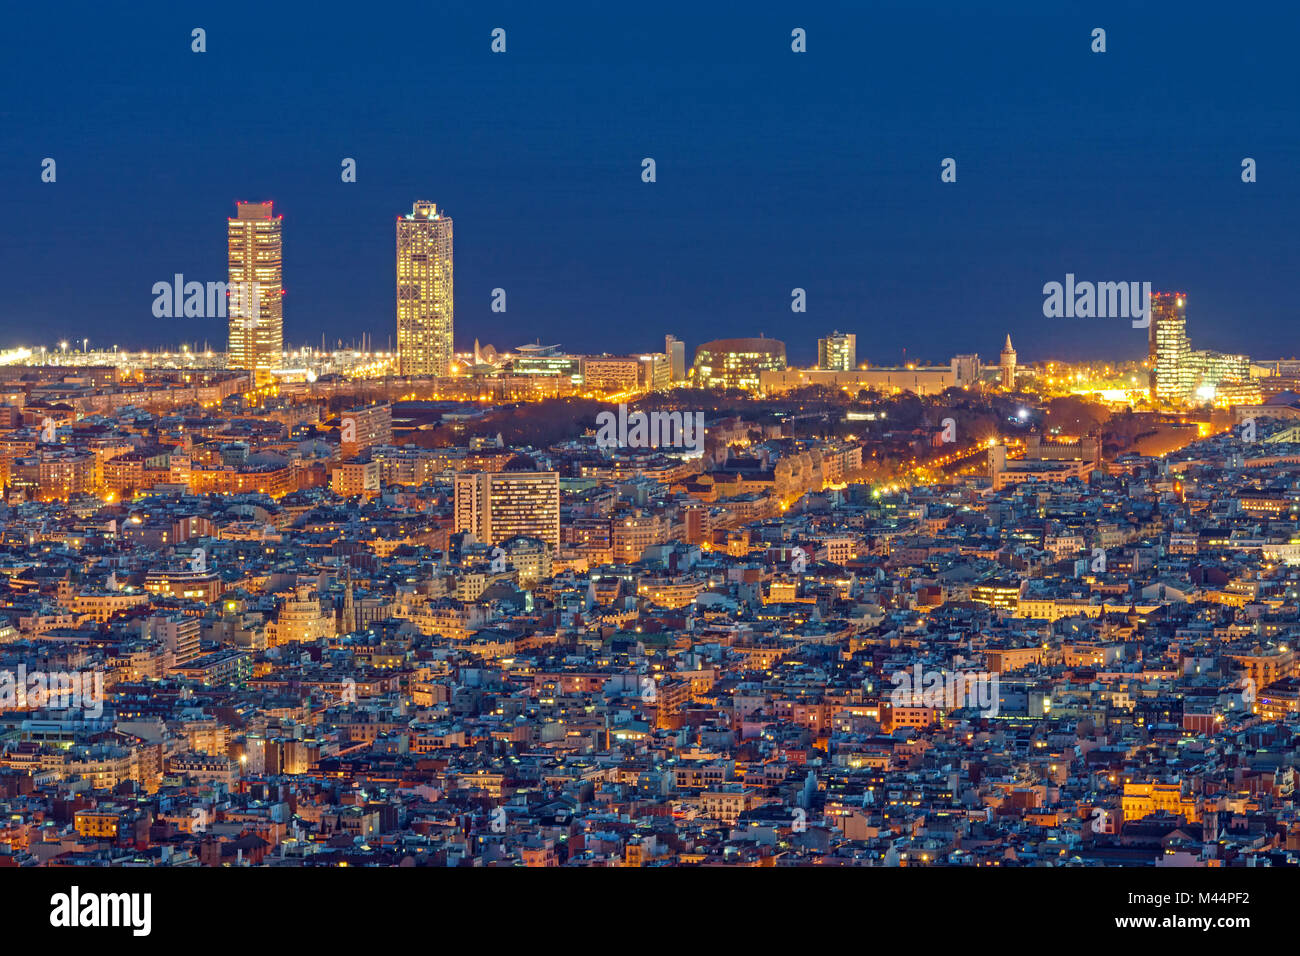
(227, 201, 283, 381)
(397, 201, 454, 377)
(1149, 293, 1192, 403)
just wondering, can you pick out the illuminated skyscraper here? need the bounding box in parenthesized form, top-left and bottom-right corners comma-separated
(227, 201, 283, 380)
(397, 201, 454, 377)
(1149, 293, 1193, 402)
(818, 331, 857, 371)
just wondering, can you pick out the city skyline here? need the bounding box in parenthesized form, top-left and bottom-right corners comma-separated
(3, 0, 1300, 912)
(5, 4, 1300, 364)
(7, 189, 1297, 370)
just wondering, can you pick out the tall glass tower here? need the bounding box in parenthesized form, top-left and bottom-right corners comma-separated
(1149, 292, 1192, 402)
(396, 201, 454, 377)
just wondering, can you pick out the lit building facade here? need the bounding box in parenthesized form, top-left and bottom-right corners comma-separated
(693, 337, 787, 391)
(338, 403, 393, 456)
(331, 459, 381, 496)
(638, 353, 671, 389)
(760, 366, 955, 396)
(583, 357, 641, 392)
(143, 568, 224, 604)
(454, 469, 560, 548)
(227, 202, 283, 381)
(1214, 377, 1262, 406)
(818, 331, 857, 371)
(511, 344, 583, 383)
(1149, 293, 1193, 402)
(1188, 349, 1251, 401)
(396, 201, 454, 377)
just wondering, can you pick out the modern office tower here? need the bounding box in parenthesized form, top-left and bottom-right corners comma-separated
(227, 201, 283, 381)
(693, 337, 787, 390)
(396, 201, 454, 377)
(454, 467, 561, 548)
(1187, 349, 1251, 400)
(1149, 293, 1193, 402)
(665, 335, 687, 381)
(999, 334, 1017, 389)
(818, 331, 857, 371)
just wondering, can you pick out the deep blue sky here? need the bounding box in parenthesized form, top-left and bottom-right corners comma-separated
(3, 1, 1299, 366)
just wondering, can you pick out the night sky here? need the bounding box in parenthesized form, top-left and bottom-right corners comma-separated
(3, 0, 1299, 366)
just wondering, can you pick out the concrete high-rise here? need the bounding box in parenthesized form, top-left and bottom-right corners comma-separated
(666, 335, 687, 382)
(338, 403, 393, 457)
(227, 201, 283, 380)
(397, 201, 454, 377)
(818, 331, 857, 371)
(454, 467, 560, 548)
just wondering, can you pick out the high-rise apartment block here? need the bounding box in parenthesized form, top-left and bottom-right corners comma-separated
(338, 403, 393, 457)
(454, 469, 560, 548)
(147, 611, 201, 665)
(227, 201, 283, 380)
(397, 201, 454, 377)
(818, 331, 857, 371)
